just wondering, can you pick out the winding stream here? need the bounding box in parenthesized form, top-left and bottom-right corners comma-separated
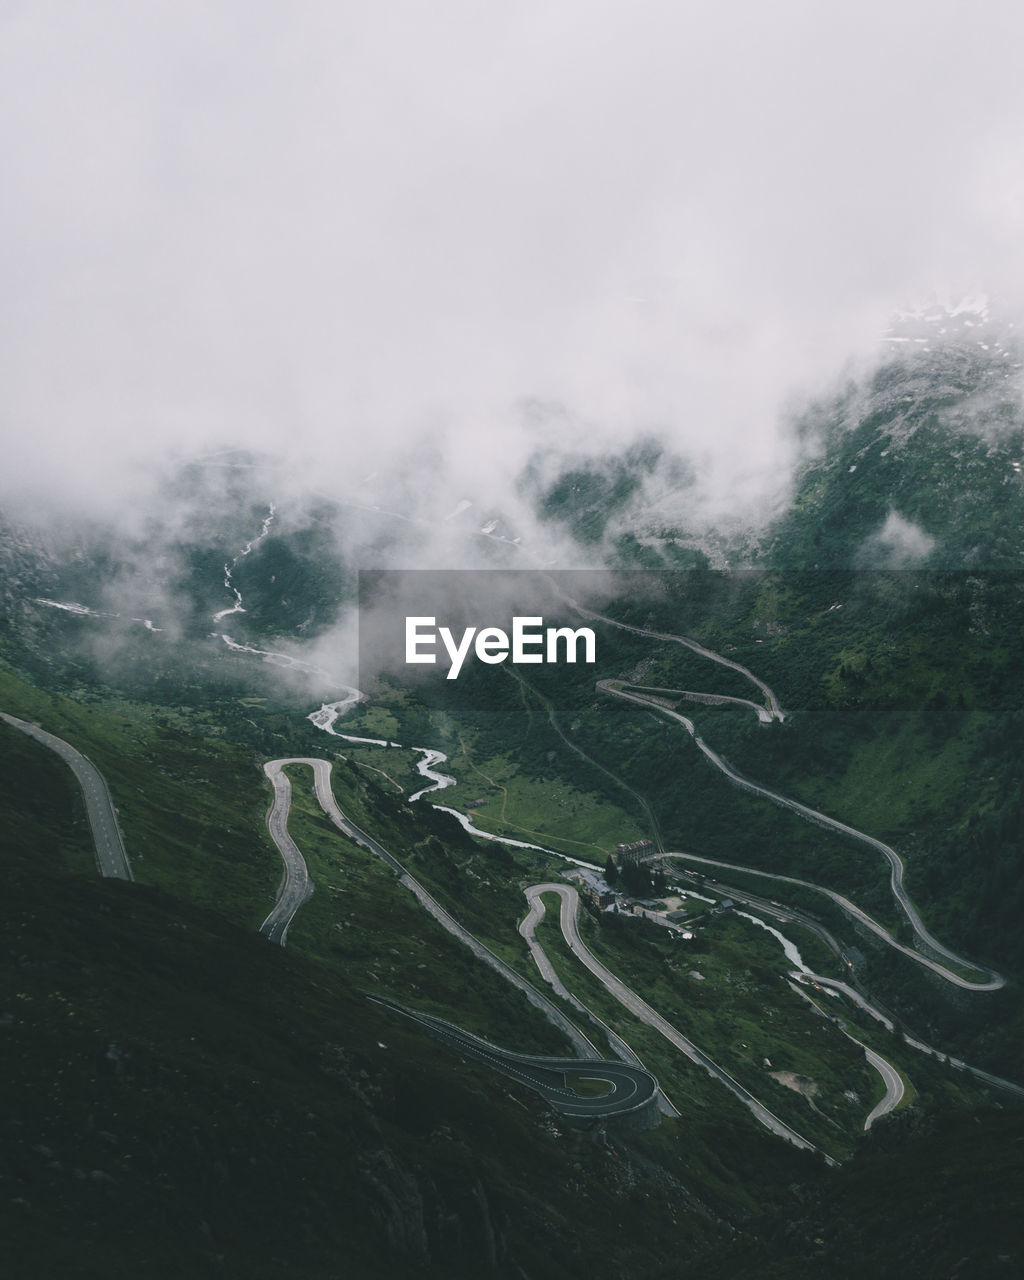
(212, 503, 276, 623)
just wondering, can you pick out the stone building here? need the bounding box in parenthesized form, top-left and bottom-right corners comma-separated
(615, 839, 655, 868)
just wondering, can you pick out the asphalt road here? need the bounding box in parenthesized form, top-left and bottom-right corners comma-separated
(786, 970, 1024, 1104)
(658, 846, 1003, 992)
(566, 601, 786, 721)
(860, 1043, 905, 1130)
(786, 977, 905, 1129)
(260, 761, 317, 945)
(522, 883, 824, 1157)
(519, 886, 677, 1116)
(367, 995, 659, 1119)
(623, 682, 773, 723)
(260, 757, 604, 1059)
(1, 710, 132, 881)
(600, 681, 1003, 991)
(667, 867, 847, 961)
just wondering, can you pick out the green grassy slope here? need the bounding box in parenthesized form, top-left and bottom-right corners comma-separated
(1, 720, 735, 1279)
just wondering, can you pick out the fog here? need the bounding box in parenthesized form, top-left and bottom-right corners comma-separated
(3, 1, 1024, 538)
(859, 510, 937, 568)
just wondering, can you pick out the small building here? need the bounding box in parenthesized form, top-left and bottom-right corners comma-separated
(564, 866, 617, 909)
(589, 886, 617, 909)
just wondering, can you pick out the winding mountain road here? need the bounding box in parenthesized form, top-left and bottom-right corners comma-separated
(259, 757, 604, 1059)
(367, 995, 659, 1120)
(860, 1045, 905, 1130)
(518, 887, 679, 1116)
(565, 599, 786, 721)
(260, 760, 317, 944)
(599, 681, 1003, 990)
(301, 594, 1017, 1140)
(786, 978, 905, 1130)
(654, 847, 1002, 992)
(620, 682, 774, 723)
(520, 883, 824, 1156)
(1, 711, 132, 881)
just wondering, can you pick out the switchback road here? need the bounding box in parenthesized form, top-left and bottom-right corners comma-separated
(521, 883, 824, 1157)
(565, 599, 786, 721)
(599, 681, 1003, 990)
(367, 995, 659, 1120)
(261, 757, 603, 1059)
(519, 887, 678, 1117)
(619, 682, 774, 723)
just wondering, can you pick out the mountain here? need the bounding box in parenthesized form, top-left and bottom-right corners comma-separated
(520, 301, 1024, 573)
(2, 314, 1024, 1276)
(763, 301, 1024, 570)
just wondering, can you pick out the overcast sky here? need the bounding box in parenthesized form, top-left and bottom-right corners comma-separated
(3, 0, 1024, 523)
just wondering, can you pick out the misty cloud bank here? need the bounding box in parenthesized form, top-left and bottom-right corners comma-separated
(3, 0, 1024, 537)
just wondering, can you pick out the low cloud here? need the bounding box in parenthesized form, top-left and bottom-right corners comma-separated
(3, 2, 1024, 540)
(861, 510, 936, 568)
